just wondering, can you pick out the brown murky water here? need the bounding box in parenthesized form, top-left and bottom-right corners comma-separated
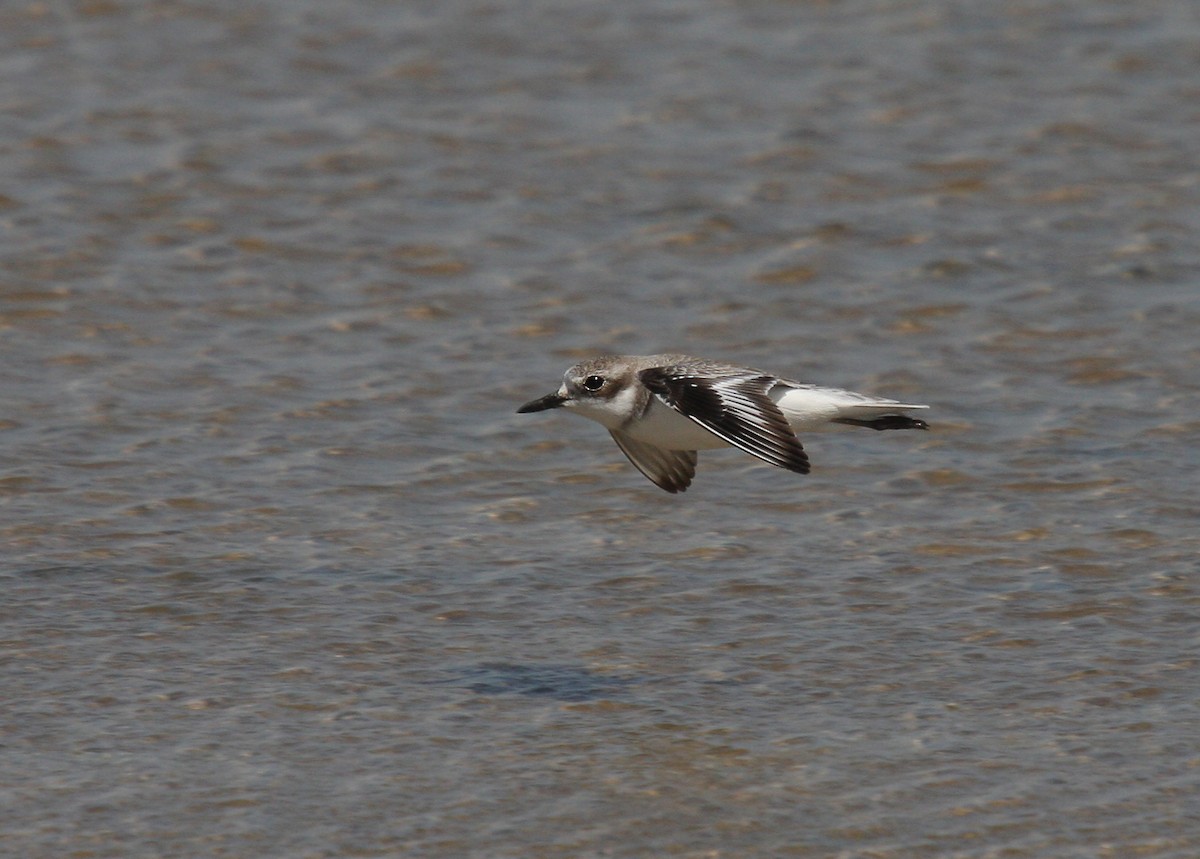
(3, 1, 1198, 856)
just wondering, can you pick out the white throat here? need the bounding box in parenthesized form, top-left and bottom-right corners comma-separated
(570, 382, 643, 431)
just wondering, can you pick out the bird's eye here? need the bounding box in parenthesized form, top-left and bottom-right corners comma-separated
(583, 375, 605, 391)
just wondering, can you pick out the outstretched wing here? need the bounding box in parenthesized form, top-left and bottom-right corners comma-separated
(639, 368, 811, 475)
(608, 430, 697, 493)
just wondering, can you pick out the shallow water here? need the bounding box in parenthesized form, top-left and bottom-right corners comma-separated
(3, 1, 1199, 856)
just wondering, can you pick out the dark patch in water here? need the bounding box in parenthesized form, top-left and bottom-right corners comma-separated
(446, 662, 637, 702)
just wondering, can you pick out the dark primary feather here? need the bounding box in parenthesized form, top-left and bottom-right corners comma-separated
(639, 367, 811, 475)
(608, 430, 697, 493)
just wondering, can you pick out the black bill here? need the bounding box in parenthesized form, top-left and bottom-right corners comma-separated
(517, 392, 568, 413)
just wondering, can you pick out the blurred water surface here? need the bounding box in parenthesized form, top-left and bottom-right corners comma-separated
(2, 1, 1198, 856)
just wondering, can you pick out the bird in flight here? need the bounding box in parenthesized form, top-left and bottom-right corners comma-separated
(517, 354, 929, 493)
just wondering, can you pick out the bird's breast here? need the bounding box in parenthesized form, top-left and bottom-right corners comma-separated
(623, 398, 729, 450)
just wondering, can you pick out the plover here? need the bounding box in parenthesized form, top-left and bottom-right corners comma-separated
(517, 354, 929, 493)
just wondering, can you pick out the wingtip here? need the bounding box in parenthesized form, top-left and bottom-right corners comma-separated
(653, 472, 692, 493)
